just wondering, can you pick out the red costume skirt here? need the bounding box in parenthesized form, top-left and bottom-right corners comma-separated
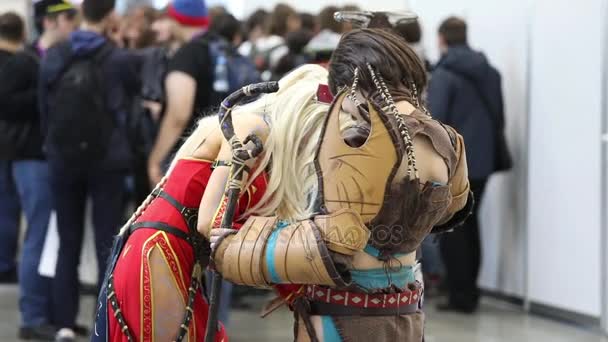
(108, 226, 226, 342)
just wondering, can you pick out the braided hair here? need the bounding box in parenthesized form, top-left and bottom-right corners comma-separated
(328, 28, 428, 106)
(328, 28, 431, 179)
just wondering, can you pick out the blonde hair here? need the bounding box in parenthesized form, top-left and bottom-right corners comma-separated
(242, 64, 329, 221)
(119, 64, 329, 235)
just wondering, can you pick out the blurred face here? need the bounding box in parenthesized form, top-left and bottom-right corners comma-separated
(124, 8, 149, 48)
(151, 17, 176, 44)
(249, 25, 264, 42)
(56, 12, 77, 38)
(105, 12, 125, 47)
(438, 34, 447, 54)
(286, 14, 301, 33)
(232, 33, 243, 47)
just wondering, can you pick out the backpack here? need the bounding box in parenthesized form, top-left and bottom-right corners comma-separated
(208, 37, 260, 102)
(127, 47, 169, 157)
(46, 42, 114, 163)
(140, 46, 170, 103)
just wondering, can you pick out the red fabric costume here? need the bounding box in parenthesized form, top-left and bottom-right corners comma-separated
(108, 158, 267, 342)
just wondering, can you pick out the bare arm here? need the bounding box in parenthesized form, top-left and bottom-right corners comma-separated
(148, 71, 196, 186)
(166, 116, 221, 174)
(197, 114, 269, 238)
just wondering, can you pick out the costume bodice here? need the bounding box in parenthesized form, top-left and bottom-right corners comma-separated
(137, 158, 268, 232)
(368, 110, 461, 256)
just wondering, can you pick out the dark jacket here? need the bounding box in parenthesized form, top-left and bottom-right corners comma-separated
(39, 30, 142, 170)
(428, 45, 504, 180)
(0, 49, 44, 160)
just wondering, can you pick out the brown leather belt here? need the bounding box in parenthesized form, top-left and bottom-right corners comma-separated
(304, 284, 423, 316)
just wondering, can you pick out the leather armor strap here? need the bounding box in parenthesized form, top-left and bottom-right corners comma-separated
(109, 189, 208, 342)
(294, 298, 320, 342)
(129, 221, 191, 244)
(107, 263, 204, 342)
(149, 189, 208, 259)
(107, 275, 135, 341)
(212, 159, 251, 174)
(151, 189, 198, 225)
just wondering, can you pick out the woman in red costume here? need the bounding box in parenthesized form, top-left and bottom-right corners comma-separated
(92, 64, 331, 342)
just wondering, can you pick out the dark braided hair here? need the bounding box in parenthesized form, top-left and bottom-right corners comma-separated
(328, 28, 427, 106)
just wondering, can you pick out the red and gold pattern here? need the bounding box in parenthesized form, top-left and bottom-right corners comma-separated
(108, 159, 267, 342)
(140, 232, 193, 341)
(211, 195, 230, 231)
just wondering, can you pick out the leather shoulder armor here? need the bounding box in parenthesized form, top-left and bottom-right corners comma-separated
(314, 91, 403, 223)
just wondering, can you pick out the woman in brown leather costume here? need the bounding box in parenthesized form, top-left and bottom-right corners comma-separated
(208, 27, 472, 342)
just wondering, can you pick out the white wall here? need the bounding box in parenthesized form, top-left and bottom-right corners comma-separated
(527, 0, 603, 317)
(414, 0, 604, 318)
(0, 0, 27, 16)
(0, 0, 30, 26)
(411, 0, 530, 298)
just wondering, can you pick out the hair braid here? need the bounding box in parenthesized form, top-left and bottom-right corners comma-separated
(367, 63, 420, 179)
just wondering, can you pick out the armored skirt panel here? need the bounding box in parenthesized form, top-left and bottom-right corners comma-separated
(103, 158, 268, 342)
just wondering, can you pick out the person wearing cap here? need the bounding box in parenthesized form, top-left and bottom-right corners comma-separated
(147, 0, 211, 185)
(33, 0, 78, 57)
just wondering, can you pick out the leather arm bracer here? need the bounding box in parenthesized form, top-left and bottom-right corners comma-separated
(213, 209, 370, 288)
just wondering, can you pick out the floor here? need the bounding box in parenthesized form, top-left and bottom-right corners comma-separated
(1, 284, 606, 342)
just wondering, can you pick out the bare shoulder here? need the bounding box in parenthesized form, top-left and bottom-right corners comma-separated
(231, 113, 270, 143)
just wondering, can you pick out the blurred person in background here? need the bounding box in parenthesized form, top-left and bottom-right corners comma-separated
(32, 0, 78, 56)
(237, 9, 267, 58)
(38, 0, 142, 340)
(148, 2, 259, 188)
(208, 5, 227, 21)
(299, 12, 318, 33)
(428, 16, 508, 314)
(0, 0, 77, 287)
(147, 0, 212, 187)
(208, 12, 243, 48)
(151, 11, 182, 53)
(0, 11, 56, 341)
(122, 5, 172, 208)
(339, 4, 360, 33)
(123, 5, 157, 50)
(251, 3, 301, 79)
(305, 6, 342, 65)
(272, 29, 312, 80)
(394, 19, 430, 71)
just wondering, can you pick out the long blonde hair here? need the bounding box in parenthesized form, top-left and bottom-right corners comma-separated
(243, 64, 329, 221)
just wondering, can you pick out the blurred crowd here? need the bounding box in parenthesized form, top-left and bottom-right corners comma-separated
(0, 0, 507, 341)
